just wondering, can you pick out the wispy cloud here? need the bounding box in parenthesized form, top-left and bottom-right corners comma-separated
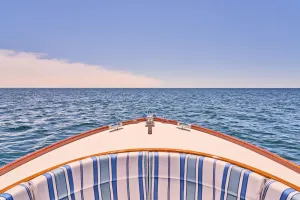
(0, 49, 162, 88)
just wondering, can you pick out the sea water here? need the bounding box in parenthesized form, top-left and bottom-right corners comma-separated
(0, 88, 299, 166)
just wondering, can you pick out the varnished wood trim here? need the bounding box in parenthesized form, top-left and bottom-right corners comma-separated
(0, 148, 299, 193)
(154, 117, 300, 174)
(0, 118, 145, 176)
(190, 124, 300, 173)
(154, 117, 178, 125)
(122, 118, 146, 125)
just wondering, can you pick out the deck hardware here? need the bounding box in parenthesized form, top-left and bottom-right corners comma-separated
(109, 123, 123, 131)
(145, 114, 155, 134)
(177, 122, 191, 131)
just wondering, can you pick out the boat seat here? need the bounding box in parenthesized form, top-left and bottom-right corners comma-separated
(261, 180, 300, 200)
(28, 151, 148, 200)
(0, 183, 33, 200)
(148, 152, 267, 200)
(1, 151, 299, 200)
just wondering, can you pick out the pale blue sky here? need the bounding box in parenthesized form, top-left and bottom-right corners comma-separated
(0, 1, 300, 87)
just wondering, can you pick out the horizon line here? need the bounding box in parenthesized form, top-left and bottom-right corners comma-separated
(1, 87, 300, 89)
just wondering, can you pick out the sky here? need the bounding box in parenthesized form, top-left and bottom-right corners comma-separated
(0, 1, 300, 88)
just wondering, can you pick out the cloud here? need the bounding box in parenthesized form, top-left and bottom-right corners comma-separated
(0, 49, 162, 88)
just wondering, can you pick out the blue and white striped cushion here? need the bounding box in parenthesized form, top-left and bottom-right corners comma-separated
(0, 183, 33, 200)
(2, 152, 299, 200)
(29, 165, 76, 200)
(262, 180, 300, 200)
(148, 152, 266, 200)
(29, 152, 148, 200)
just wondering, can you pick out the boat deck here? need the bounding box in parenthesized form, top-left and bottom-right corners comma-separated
(0, 118, 299, 191)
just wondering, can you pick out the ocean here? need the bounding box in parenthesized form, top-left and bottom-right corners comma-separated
(0, 88, 299, 167)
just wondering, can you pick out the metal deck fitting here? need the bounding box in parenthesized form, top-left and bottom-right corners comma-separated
(145, 114, 155, 134)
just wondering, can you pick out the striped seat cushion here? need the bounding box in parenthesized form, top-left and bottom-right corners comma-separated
(0, 183, 33, 200)
(29, 152, 148, 200)
(148, 152, 266, 200)
(1, 151, 299, 200)
(262, 180, 300, 200)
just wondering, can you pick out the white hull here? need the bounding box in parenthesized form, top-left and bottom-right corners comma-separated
(0, 117, 299, 199)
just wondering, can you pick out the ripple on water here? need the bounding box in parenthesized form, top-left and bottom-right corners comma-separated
(0, 88, 300, 167)
(4, 125, 32, 132)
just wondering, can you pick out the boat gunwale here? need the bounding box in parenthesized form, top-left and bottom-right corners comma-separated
(0, 118, 146, 176)
(155, 117, 300, 173)
(0, 117, 299, 191)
